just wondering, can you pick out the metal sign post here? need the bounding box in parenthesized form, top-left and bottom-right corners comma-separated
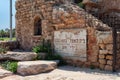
(10, 0, 12, 41)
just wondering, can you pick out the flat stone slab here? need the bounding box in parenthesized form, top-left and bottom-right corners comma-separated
(0, 69, 13, 79)
(17, 61, 57, 76)
(0, 51, 37, 61)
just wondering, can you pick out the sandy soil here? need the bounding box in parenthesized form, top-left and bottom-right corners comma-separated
(1, 66, 120, 80)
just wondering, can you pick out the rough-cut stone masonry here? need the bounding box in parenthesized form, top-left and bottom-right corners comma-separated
(83, 0, 120, 27)
(97, 31, 113, 71)
(83, 0, 120, 14)
(0, 41, 18, 50)
(16, 0, 116, 71)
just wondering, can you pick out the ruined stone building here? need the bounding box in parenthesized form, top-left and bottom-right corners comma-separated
(16, 0, 120, 71)
(83, 0, 120, 27)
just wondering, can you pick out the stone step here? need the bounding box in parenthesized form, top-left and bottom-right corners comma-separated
(0, 51, 37, 61)
(17, 60, 57, 76)
(0, 69, 13, 79)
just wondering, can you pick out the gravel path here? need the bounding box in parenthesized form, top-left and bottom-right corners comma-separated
(1, 66, 120, 80)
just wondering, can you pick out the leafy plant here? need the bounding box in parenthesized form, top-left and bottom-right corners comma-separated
(32, 40, 52, 53)
(32, 45, 43, 53)
(0, 38, 4, 41)
(0, 60, 18, 73)
(78, 2, 85, 9)
(32, 39, 66, 65)
(7, 61, 18, 73)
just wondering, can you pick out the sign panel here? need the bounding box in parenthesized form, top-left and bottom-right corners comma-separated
(54, 29, 87, 61)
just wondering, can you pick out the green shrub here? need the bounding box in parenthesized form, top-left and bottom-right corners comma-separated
(0, 38, 4, 41)
(32, 39, 66, 66)
(33, 39, 52, 53)
(32, 40, 52, 56)
(78, 2, 85, 9)
(32, 45, 43, 53)
(0, 61, 18, 73)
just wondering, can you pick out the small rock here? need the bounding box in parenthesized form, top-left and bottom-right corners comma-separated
(17, 60, 57, 76)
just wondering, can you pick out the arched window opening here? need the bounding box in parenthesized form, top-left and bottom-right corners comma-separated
(34, 17, 42, 35)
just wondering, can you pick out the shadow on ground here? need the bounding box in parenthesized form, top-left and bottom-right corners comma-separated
(58, 66, 120, 77)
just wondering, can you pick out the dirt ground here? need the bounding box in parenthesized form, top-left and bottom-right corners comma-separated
(1, 66, 120, 80)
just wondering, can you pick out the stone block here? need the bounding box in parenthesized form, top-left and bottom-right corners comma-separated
(99, 50, 108, 55)
(92, 46, 99, 56)
(104, 65, 113, 71)
(108, 50, 113, 54)
(17, 61, 57, 75)
(0, 51, 37, 61)
(99, 59, 106, 65)
(106, 44, 113, 50)
(88, 55, 98, 62)
(0, 41, 18, 50)
(107, 60, 113, 65)
(96, 31, 113, 44)
(99, 64, 105, 70)
(91, 62, 99, 68)
(117, 44, 120, 50)
(99, 44, 106, 50)
(99, 54, 105, 59)
(106, 55, 113, 60)
(103, 35, 113, 44)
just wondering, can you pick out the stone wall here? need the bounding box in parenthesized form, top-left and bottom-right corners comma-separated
(16, 0, 114, 70)
(83, 0, 120, 14)
(83, 0, 120, 28)
(97, 31, 113, 71)
(16, 0, 58, 50)
(0, 41, 19, 50)
(52, 4, 111, 69)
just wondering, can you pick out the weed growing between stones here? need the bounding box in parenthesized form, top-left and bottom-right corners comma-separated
(77, 2, 85, 9)
(0, 60, 18, 73)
